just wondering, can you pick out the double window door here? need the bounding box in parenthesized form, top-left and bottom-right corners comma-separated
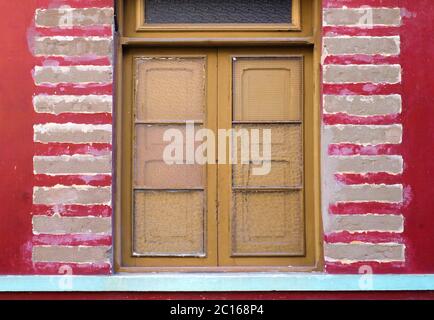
(120, 46, 316, 271)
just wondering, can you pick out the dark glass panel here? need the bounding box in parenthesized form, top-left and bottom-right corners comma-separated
(144, 0, 293, 24)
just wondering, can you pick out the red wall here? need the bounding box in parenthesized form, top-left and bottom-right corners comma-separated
(0, 0, 37, 274)
(0, 0, 114, 275)
(323, 0, 434, 274)
(2, 291, 434, 300)
(400, 0, 434, 273)
(0, 0, 433, 276)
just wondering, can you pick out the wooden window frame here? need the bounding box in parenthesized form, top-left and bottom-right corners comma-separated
(134, 0, 301, 32)
(120, 48, 219, 270)
(217, 47, 316, 268)
(115, 0, 323, 273)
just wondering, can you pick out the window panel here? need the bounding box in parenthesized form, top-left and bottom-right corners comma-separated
(232, 124, 303, 187)
(120, 45, 317, 271)
(130, 52, 212, 262)
(135, 57, 205, 122)
(232, 191, 304, 256)
(228, 53, 306, 262)
(133, 191, 205, 256)
(134, 125, 204, 188)
(233, 57, 303, 121)
(143, 0, 293, 25)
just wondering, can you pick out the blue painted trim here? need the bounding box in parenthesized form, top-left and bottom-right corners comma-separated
(1, 274, 434, 292)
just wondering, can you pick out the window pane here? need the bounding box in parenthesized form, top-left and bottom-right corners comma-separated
(233, 57, 303, 121)
(134, 191, 205, 256)
(134, 124, 204, 188)
(232, 124, 303, 187)
(232, 191, 304, 256)
(144, 0, 293, 24)
(135, 57, 205, 122)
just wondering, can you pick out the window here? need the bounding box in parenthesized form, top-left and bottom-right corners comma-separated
(134, 0, 301, 30)
(116, 0, 321, 272)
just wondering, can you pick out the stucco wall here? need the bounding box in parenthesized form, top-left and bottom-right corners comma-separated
(0, 0, 433, 275)
(322, 0, 434, 274)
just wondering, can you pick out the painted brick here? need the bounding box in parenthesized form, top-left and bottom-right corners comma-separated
(322, 2, 406, 272)
(325, 125, 402, 145)
(34, 37, 112, 57)
(33, 95, 112, 115)
(324, 95, 402, 116)
(323, 65, 401, 84)
(324, 36, 400, 56)
(32, 246, 111, 263)
(323, 8, 401, 27)
(35, 8, 114, 28)
(33, 216, 111, 235)
(34, 155, 111, 175)
(34, 123, 112, 144)
(325, 243, 405, 262)
(34, 66, 112, 85)
(331, 155, 403, 174)
(332, 184, 403, 203)
(33, 186, 111, 205)
(329, 214, 404, 233)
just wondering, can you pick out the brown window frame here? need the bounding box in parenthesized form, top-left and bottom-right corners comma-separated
(115, 0, 323, 273)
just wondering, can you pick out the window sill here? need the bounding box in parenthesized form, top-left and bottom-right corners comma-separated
(1, 273, 434, 292)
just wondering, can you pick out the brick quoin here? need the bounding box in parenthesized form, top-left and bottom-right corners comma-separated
(30, 1, 114, 275)
(321, 0, 434, 275)
(322, 0, 404, 273)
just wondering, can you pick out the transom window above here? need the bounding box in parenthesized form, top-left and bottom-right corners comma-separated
(134, 0, 301, 31)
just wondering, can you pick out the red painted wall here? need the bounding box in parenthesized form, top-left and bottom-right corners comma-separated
(400, 0, 434, 273)
(0, 1, 37, 274)
(322, 0, 434, 274)
(0, 0, 433, 277)
(0, 0, 114, 275)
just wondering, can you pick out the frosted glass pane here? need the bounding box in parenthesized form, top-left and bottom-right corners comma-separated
(134, 125, 204, 188)
(135, 57, 205, 121)
(232, 191, 304, 256)
(134, 191, 205, 256)
(232, 124, 303, 187)
(144, 0, 293, 24)
(233, 57, 303, 121)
